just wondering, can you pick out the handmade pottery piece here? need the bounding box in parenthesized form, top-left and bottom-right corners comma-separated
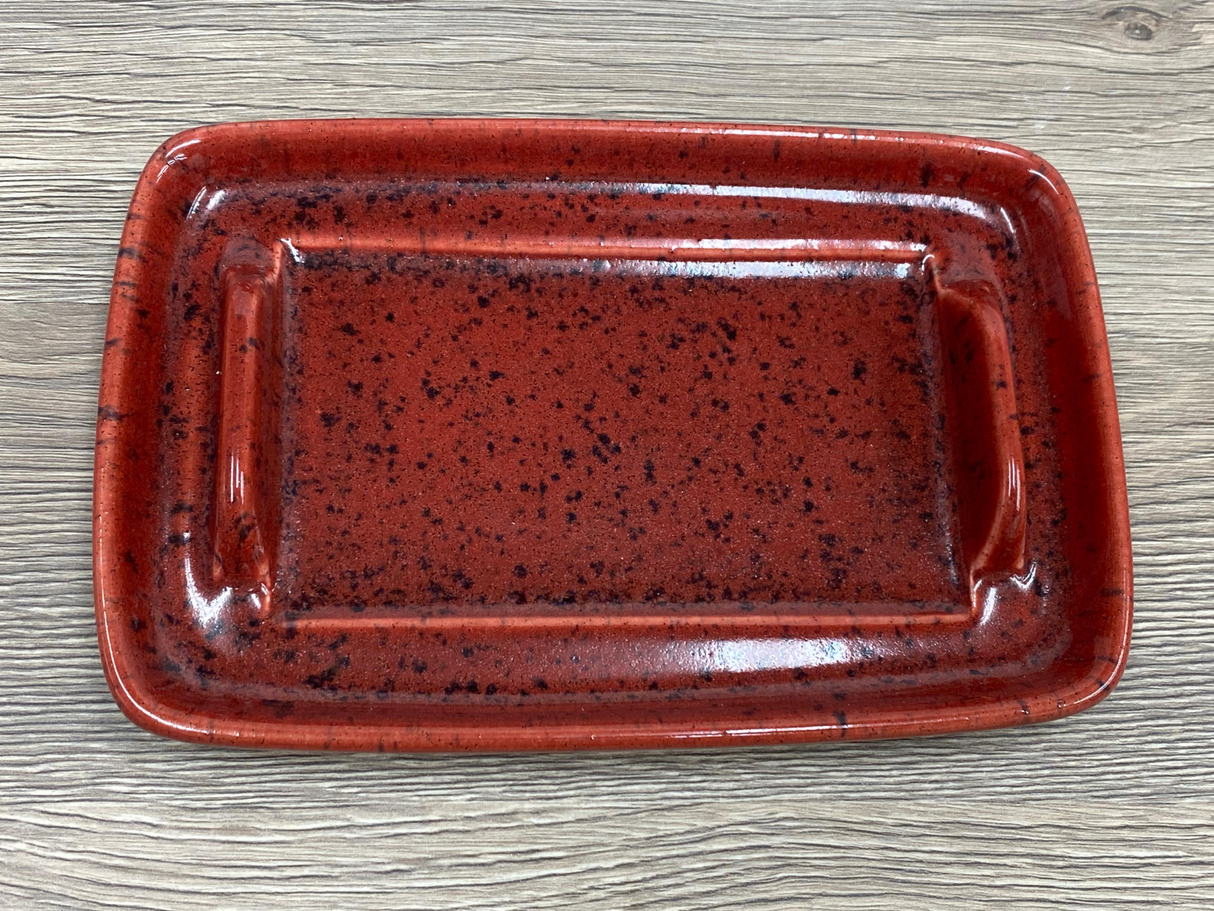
(95, 120, 1131, 750)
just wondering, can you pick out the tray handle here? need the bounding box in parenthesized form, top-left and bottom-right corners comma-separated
(211, 244, 283, 614)
(934, 273, 1027, 589)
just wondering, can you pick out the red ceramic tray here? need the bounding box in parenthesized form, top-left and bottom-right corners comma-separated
(95, 119, 1131, 750)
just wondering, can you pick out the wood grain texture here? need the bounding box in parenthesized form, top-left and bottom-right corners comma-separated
(2, 1, 1213, 907)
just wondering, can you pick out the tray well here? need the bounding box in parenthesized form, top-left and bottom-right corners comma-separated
(211, 232, 1023, 622)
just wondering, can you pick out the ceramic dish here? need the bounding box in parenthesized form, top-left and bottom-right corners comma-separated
(95, 119, 1131, 750)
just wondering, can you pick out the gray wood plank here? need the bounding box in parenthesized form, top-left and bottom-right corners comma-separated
(2, 1, 1213, 907)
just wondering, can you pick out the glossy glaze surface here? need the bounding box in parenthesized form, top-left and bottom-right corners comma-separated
(95, 120, 1131, 750)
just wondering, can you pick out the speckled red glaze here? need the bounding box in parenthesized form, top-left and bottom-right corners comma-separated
(95, 119, 1131, 751)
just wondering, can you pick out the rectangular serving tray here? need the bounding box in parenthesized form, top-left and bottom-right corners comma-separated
(95, 119, 1131, 750)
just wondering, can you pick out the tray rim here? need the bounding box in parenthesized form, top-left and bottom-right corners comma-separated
(94, 118, 1132, 751)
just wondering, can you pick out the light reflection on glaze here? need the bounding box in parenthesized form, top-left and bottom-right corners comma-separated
(466, 180, 1002, 225)
(184, 551, 232, 630)
(679, 636, 861, 674)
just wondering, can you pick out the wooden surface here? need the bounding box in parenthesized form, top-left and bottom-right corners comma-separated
(2, 1, 1213, 907)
